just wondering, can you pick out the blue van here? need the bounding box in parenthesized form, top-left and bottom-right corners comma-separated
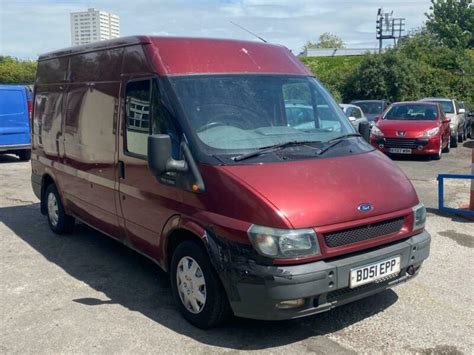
(0, 85, 31, 161)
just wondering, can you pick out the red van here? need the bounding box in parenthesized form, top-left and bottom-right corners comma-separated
(31, 36, 430, 328)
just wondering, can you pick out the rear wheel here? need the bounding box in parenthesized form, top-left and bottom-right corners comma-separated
(44, 184, 74, 234)
(18, 150, 31, 161)
(170, 240, 231, 328)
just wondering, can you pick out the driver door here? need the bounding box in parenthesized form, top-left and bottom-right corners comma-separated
(118, 77, 183, 259)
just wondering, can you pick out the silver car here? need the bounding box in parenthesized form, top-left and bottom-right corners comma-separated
(339, 104, 369, 129)
(420, 98, 466, 147)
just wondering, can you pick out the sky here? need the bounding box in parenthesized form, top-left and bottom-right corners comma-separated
(0, 0, 432, 59)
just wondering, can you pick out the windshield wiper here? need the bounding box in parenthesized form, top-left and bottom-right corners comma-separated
(327, 133, 361, 142)
(232, 140, 321, 162)
(316, 133, 361, 156)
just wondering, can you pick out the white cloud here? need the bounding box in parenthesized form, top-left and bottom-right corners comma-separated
(0, 0, 432, 59)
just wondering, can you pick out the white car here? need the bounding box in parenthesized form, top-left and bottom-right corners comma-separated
(339, 104, 369, 129)
(419, 98, 466, 147)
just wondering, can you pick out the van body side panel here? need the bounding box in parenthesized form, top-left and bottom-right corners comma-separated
(31, 83, 67, 200)
(62, 81, 122, 238)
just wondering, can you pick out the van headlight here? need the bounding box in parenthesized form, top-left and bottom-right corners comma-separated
(247, 225, 320, 258)
(412, 203, 426, 230)
(421, 127, 439, 137)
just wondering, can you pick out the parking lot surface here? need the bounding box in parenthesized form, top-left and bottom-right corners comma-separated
(1, 143, 473, 354)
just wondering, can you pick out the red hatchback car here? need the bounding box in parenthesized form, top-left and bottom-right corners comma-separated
(371, 101, 451, 160)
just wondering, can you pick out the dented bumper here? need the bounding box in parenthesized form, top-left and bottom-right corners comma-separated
(211, 230, 430, 321)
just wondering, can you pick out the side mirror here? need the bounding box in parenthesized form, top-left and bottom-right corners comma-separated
(358, 121, 370, 142)
(458, 108, 465, 114)
(148, 134, 187, 176)
(443, 118, 451, 123)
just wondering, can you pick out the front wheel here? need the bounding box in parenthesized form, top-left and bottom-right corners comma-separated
(170, 241, 231, 328)
(431, 140, 442, 160)
(44, 184, 75, 234)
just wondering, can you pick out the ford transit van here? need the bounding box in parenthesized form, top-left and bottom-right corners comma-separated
(31, 36, 430, 328)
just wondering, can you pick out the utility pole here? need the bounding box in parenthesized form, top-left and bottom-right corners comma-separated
(376, 8, 405, 54)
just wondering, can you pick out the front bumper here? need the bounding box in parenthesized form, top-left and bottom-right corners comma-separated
(221, 230, 430, 320)
(371, 137, 441, 155)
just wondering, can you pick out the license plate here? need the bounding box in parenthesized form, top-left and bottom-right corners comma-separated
(389, 148, 412, 154)
(350, 256, 401, 288)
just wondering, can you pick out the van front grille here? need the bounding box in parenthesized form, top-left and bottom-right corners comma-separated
(324, 217, 404, 248)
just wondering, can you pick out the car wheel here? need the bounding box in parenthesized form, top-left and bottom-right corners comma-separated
(442, 137, 450, 153)
(18, 150, 31, 161)
(44, 184, 75, 234)
(432, 140, 442, 160)
(170, 240, 231, 329)
(450, 133, 458, 148)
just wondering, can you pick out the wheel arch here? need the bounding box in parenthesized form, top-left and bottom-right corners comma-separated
(162, 217, 207, 273)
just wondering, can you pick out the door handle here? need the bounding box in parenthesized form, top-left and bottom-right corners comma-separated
(118, 160, 125, 179)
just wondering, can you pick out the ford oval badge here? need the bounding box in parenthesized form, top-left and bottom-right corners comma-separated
(358, 203, 373, 212)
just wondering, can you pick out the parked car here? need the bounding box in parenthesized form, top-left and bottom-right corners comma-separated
(458, 101, 472, 139)
(339, 103, 369, 129)
(371, 101, 451, 160)
(350, 99, 390, 124)
(31, 36, 430, 328)
(0, 84, 32, 161)
(419, 98, 465, 147)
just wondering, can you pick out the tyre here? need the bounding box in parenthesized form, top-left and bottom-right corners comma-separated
(431, 139, 443, 160)
(18, 150, 31, 161)
(44, 184, 75, 234)
(450, 133, 458, 148)
(170, 240, 231, 328)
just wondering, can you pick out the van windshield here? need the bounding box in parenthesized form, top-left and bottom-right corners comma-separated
(170, 75, 354, 156)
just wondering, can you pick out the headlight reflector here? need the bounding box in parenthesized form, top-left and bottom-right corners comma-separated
(247, 225, 320, 258)
(412, 203, 426, 230)
(421, 127, 440, 137)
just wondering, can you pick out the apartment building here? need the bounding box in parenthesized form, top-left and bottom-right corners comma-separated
(70, 8, 120, 46)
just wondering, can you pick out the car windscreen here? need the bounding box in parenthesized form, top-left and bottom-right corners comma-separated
(428, 100, 454, 113)
(385, 103, 438, 120)
(352, 101, 384, 114)
(170, 75, 354, 155)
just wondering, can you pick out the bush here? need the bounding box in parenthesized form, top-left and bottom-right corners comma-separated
(0, 56, 37, 84)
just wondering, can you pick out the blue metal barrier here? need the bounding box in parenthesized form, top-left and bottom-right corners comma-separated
(437, 174, 474, 216)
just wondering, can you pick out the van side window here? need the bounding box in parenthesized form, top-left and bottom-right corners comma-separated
(125, 80, 151, 157)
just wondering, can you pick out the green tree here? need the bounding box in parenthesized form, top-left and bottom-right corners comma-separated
(0, 56, 37, 84)
(425, 0, 474, 48)
(304, 32, 345, 50)
(342, 51, 422, 102)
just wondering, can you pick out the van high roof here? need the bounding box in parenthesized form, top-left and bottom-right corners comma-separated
(38, 35, 311, 76)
